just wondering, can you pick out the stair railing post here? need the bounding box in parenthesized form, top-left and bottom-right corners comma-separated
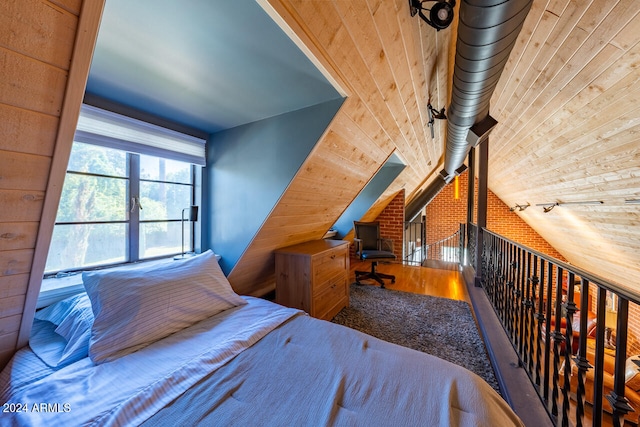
(574, 278, 592, 427)
(607, 297, 633, 427)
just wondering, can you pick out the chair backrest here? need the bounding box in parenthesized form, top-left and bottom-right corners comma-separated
(354, 221, 380, 251)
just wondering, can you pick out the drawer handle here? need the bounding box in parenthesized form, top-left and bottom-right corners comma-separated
(330, 254, 336, 259)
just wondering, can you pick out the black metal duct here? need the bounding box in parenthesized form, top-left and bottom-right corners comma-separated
(405, 0, 532, 222)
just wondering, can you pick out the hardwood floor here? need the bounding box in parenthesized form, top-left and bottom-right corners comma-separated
(349, 260, 470, 303)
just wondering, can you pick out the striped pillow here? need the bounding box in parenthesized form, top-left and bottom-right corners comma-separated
(83, 250, 246, 364)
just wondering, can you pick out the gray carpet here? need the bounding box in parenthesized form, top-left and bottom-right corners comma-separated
(331, 284, 500, 393)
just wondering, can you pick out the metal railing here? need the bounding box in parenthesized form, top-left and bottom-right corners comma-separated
(467, 223, 477, 270)
(425, 226, 463, 264)
(403, 219, 425, 265)
(479, 228, 640, 427)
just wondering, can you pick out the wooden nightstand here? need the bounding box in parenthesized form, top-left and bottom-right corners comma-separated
(274, 239, 350, 320)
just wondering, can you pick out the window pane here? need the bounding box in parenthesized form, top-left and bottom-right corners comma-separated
(45, 223, 127, 272)
(140, 155, 191, 183)
(140, 221, 188, 258)
(139, 182, 191, 221)
(67, 142, 128, 177)
(56, 174, 127, 222)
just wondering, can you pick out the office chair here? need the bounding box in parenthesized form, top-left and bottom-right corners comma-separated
(353, 221, 396, 288)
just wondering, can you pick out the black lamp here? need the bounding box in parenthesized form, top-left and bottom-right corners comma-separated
(409, 0, 456, 31)
(427, 102, 447, 139)
(174, 206, 198, 259)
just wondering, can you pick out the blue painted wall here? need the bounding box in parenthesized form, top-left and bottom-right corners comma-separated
(332, 159, 406, 238)
(204, 98, 344, 274)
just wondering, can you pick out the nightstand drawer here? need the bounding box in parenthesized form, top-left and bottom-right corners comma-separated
(314, 271, 347, 296)
(314, 247, 348, 285)
(314, 275, 348, 320)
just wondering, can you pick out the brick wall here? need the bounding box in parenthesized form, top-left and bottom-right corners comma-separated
(426, 170, 565, 260)
(350, 190, 405, 260)
(375, 189, 404, 258)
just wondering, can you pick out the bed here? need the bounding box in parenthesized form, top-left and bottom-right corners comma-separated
(0, 250, 523, 426)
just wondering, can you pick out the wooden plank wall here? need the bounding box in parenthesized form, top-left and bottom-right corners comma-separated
(229, 0, 454, 296)
(0, 0, 102, 366)
(488, 0, 640, 290)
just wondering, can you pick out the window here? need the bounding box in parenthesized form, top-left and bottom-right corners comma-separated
(44, 105, 205, 275)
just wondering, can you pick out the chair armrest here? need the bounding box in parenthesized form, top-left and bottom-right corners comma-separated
(354, 238, 363, 256)
(378, 238, 394, 253)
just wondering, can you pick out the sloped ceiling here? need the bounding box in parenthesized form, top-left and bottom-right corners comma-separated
(227, 0, 452, 295)
(235, 0, 640, 294)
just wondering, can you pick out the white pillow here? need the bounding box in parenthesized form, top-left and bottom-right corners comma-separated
(30, 293, 94, 367)
(83, 250, 246, 364)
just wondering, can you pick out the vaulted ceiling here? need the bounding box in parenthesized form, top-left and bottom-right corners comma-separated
(85, 0, 640, 293)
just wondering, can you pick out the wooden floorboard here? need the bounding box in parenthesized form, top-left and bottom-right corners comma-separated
(349, 260, 470, 303)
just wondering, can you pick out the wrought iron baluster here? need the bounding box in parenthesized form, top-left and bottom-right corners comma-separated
(551, 265, 565, 418)
(498, 240, 506, 324)
(488, 236, 497, 303)
(543, 260, 553, 403)
(562, 272, 578, 427)
(574, 278, 592, 427)
(517, 248, 526, 361)
(500, 245, 504, 308)
(592, 287, 608, 427)
(507, 244, 517, 340)
(607, 298, 633, 427)
(525, 252, 535, 374)
(510, 245, 518, 349)
(534, 257, 544, 386)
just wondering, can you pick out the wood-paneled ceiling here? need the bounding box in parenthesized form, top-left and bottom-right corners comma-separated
(11, 0, 638, 301)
